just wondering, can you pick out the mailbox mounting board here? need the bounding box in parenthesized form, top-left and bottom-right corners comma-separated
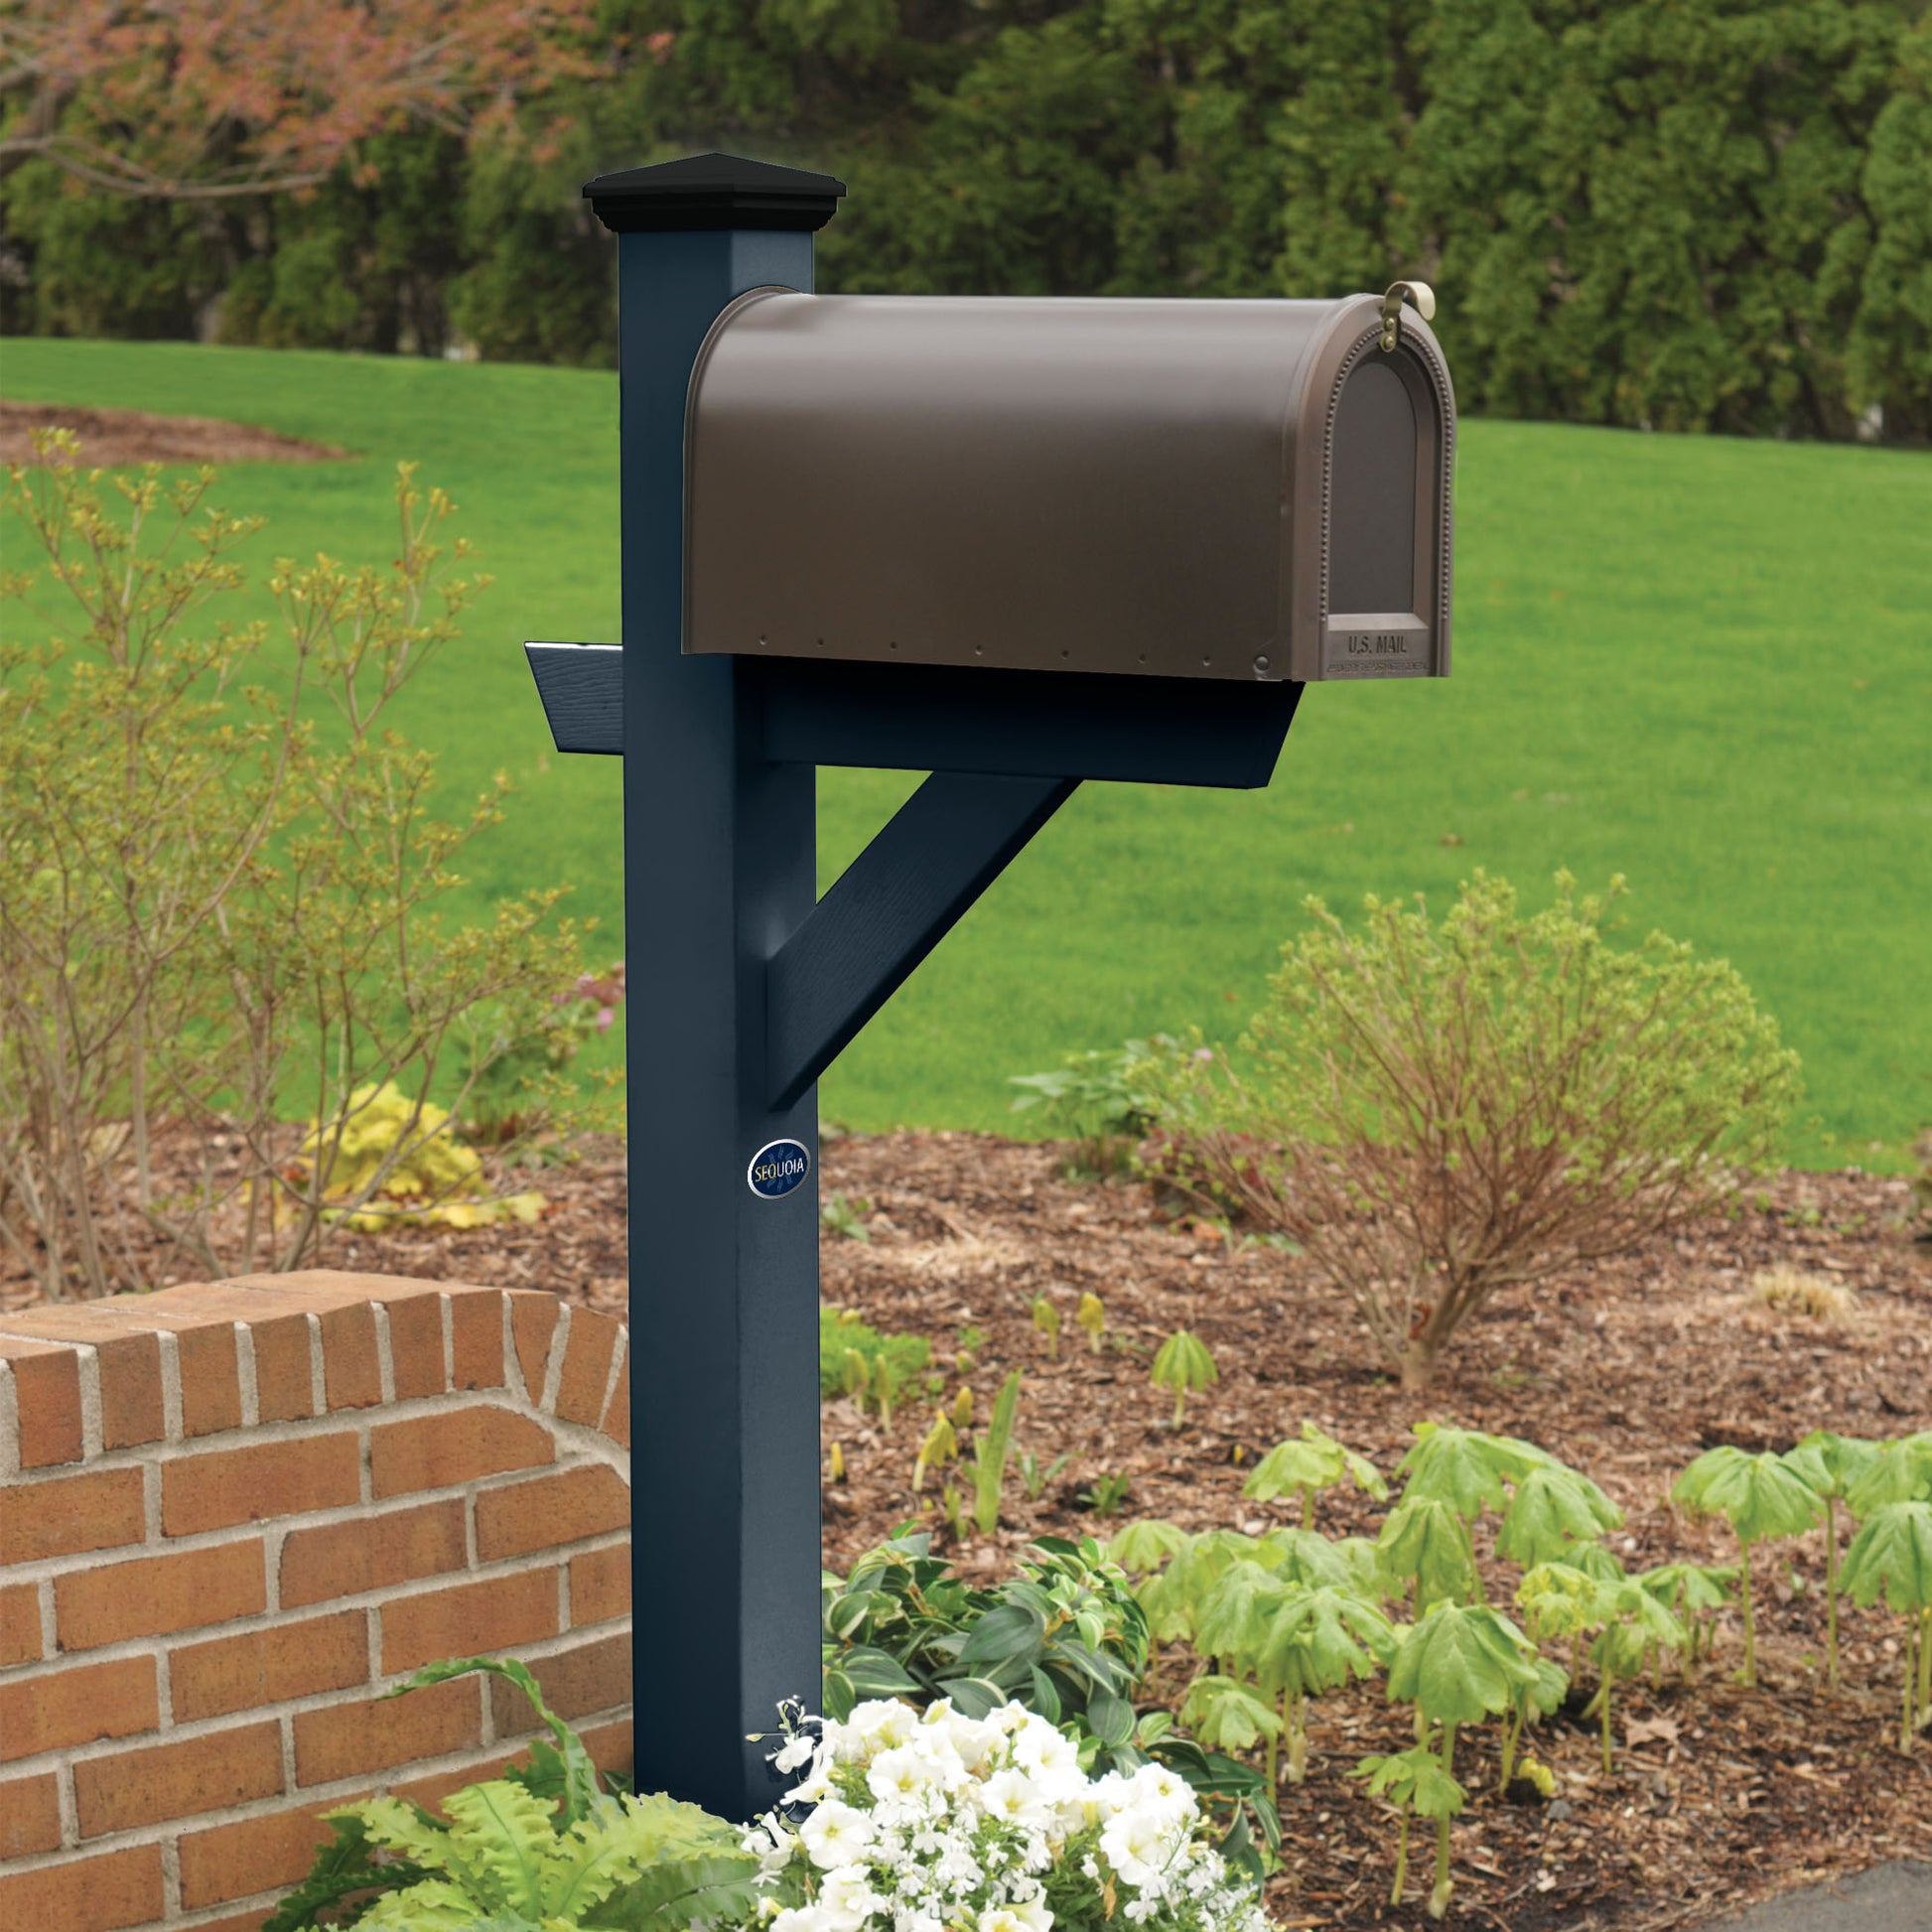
(683, 291, 1453, 684)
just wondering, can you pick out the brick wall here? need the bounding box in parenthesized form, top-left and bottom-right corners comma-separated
(0, 1272, 632, 1932)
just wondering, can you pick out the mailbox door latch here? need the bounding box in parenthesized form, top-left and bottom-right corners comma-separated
(1379, 279, 1437, 352)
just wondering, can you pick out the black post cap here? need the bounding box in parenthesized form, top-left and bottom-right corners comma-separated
(584, 152, 846, 234)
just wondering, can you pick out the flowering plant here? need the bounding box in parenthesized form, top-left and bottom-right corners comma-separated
(742, 1697, 1271, 1932)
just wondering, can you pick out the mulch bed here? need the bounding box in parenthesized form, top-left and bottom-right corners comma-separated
(7, 1128, 1928, 1927)
(0, 398, 350, 467)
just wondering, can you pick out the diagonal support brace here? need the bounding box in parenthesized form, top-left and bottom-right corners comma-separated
(766, 771, 1078, 1109)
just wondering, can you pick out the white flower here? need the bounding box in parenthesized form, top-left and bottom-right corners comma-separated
(772, 1909, 840, 1932)
(1100, 1807, 1179, 1888)
(1012, 1720, 1080, 1786)
(773, 1729, 819, 1774)
(1010, 1892, 1053, 1932)
(800, 1799, 876, 1871)
(868, 1745, 945, 1809)
(977, 1769, 1052, 1833)
(849, 1700, 921, 1755)
(819, 1863, 888, 1930)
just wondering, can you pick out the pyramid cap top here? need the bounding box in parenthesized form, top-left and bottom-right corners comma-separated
(585, 152, 846, 234)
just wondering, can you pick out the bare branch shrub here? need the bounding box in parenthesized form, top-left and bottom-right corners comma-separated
(1146, 873, 1801, 1391)
(0, 434, 592, 1299)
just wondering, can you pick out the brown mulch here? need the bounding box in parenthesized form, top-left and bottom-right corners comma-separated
(6, 1129, 1928, 1927)
(0, 398, 351, 467)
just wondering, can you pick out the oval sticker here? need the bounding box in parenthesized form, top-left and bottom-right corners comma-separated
(747, 1139, 811, 1200)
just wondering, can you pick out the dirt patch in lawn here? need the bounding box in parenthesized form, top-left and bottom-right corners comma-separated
(6, 1129, 1927, 1927)
(0, 398, 351, 467)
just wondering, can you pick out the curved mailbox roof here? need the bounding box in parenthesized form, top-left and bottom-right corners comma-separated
(684, 292, 1452, 683)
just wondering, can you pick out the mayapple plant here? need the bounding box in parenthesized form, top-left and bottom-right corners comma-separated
(1672, 1447, 1821, 1686)
(1839, 1499, 1932, 1752)
(1152, 1329, 1219, 1427)
(1352, 1744, 1464, 1916)
(1245, 1421, 1389, 1530)
(1077, 1290, 1108, 1353)
(1780, 1431, 1883, 1687)
(1032, 1296, 1061, 1359)
(1636, 1563, 1737, 1679)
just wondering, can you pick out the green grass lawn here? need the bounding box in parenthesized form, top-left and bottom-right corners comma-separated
(4, 336, 1928, 1169)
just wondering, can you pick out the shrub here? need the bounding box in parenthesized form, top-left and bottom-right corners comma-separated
(1147, 873, 1800, 1390)
(0, 437, 589, 1297)
(1009, 1035, 1180, 1175)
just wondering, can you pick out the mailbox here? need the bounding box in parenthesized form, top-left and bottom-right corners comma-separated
(684, 290, 1453, 684)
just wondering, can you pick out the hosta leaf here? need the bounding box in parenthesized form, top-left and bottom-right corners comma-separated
(1495, 1465, 1623, 1566)
(1086, 1688, 1138, 1748)
(1838, 1501, 1932, 1614)
(1386, 1601, 1540, 1727)
(1672, 1447, 1821, 1546)
(1377, 1497, 1479, 1607)
(936, 1673, 1009, 1719)
(955, 1601, 1045, 1669)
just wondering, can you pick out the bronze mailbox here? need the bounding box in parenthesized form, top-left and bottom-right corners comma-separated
(683, 290, 1453, 684)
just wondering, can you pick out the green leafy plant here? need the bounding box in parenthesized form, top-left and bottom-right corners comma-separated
(1636, 1563, 1737, 1678)
(1032, 1296, 1061, 1358)
(267, 1658, 756, 1932)
(817, 1307, 928, 1406)
(1672, 1447, 1822, 1686)
(821, 1190, 873, 1241)
(912, 1414, 957, 1492)
(1353, 1744, 1465, 1916)
(1781, 1431, 1884, 1686)
(1244, 1421, 1388, 1529)
(1839, 1501, 1932, 1751)
(1008, 1035, 1176, 1174)
(968, 1370, 1023, 1536)
(1020, 1448, 1071, 1502)
(1151, 1328, 1218, 1427)
(1076, 1291, 1107, 1353)
(1143, 874, 1800, 1389)
(1086, 1469, 1134, 1518)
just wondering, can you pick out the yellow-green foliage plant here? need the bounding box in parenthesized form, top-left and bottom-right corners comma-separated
(1841, 1501, 1932, 1752)
(1151, 1329, 1218, 1427)
(1143, 874, 1800, 1391)
(300, 1080, 546, 1231)
(1245, 1422, 1389, 1529)
(1672, 1447, 1822, 1688)
(1780, 1432, 1885, 1687)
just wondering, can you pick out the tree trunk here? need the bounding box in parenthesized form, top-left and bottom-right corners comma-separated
(1397, 1334, 1442, 1392)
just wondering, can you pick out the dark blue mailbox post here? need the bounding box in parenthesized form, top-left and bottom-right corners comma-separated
(526, 151, 1455, 1818)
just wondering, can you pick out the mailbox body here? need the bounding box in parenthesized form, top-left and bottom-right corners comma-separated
(683, 291, 1453, 684)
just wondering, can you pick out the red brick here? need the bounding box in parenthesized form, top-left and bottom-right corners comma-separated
(74, 1720, 282, 1836)
(488, 1633, 629, 1734)
(0, 1844, 163, 1932)
(509, 1291, 559, 1402)
(380, 1567, 558, 1674)
(0, 1584, 43, 1666)
(319, 1302, 383, 1410)
(0, 1466, 144, 1565)
(248, 1310, 319, 1423)
(193, 1913, 277, 1932)
(280, 1497, 467, 1608)
(56, 1539, 265, 1650)
(0, 1655, 157, 1762)
(391, 1746, 518, 1813)
(554, 1310, 619, 1427)
(383, 1291, 446, 1400)
(162, 1431, 359, 1536)
(600, 1349, 630, 1449)
(581, 1716, 633, 1781)
(0, 1770, 62, 1857)
(0, 1312, 163, 1449)
(450, 1288, 506, 1389)
(570, 1545, 631, 1626)
(15, 1294, 251, 1439)
(293, 1674, 480, 1785)
(171, 1609, 368, 1722)
(476, 1463, 628, 1562)
(369, 1404, 552, 1498)
(179, 1803, 339, 1908)
(0, 1337, 83, 1467)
